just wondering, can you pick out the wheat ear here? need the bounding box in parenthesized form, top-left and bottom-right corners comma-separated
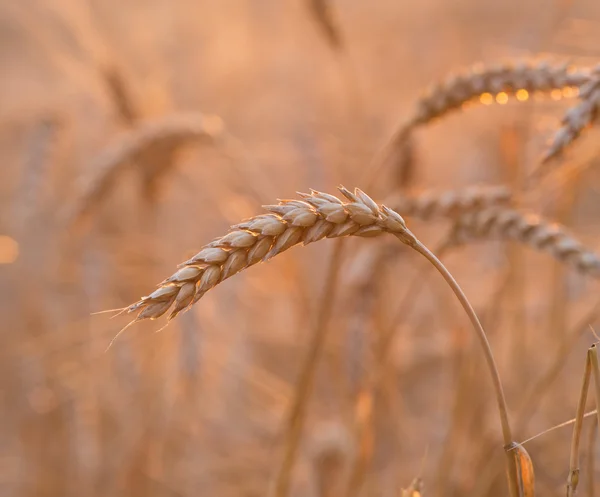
(125, 187, 417, 323)
(385, 185, 512, 220)
(375, 61, 590, 178)
(543, 67, 600, 162)
(410, 60, 589, 129)
(449, 207, 600, 277)
(66, 113, 224, 225)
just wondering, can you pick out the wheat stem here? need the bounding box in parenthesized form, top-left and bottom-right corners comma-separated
(408, 239, 518, 497)
(568, 350, 592, 496)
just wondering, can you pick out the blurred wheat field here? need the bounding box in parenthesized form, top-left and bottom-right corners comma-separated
(3, 0, 600, 496)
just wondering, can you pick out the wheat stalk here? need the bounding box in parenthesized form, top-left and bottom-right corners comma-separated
(449, 207, 600, 277)
(543, 67, 600, 162)
(66, 113, 224, 225)
(385, 185, 512, 220)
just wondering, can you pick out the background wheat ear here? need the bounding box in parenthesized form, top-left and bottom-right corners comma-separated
(373, 60, 591, 180)
(65, 113, 224, 228)
(448, 207, 600, 277)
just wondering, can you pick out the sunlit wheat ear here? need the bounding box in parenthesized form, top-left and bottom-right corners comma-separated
(385, 185, 513, 220)
(449, 208, 600, 277)
(409, 60, 589, 129)
(123, 187, 416, 329)
(380, 61, 591, 165)
(66, 113, 224, 225)
(543, 67, 600, 163)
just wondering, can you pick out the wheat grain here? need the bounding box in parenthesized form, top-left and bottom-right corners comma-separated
(385, 185, 512, 220)
(125, 187, 415, 324)
(543, 67, 600, 162)
(66, 113, 224, 225)
(449, 208, 600, 277)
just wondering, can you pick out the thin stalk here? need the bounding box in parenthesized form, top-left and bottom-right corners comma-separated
(408, 238, 512, 445)
(568, 351, 592, 497)
(344, 239, 451, 496)
(589, 344, 600, 429)
(406, 236, 517, 497)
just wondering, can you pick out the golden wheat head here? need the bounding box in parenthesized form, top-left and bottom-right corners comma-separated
(125, 187, 416, 325)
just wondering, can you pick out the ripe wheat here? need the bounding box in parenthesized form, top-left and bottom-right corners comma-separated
(126, 187, 416, 323)
(543, 67, 600, 162)
(380, 60, 591, 168)
(449, 208, 600, 277)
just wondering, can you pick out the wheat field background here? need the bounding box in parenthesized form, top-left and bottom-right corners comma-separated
(3, 0, 600, 496)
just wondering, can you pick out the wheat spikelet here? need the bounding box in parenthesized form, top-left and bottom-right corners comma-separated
(67, 113, 224, 225)
(124, 187, 416, 326)
(449, 208, 600, 277)
(385, 185, 512, 220)
(543, 67, 600, 162)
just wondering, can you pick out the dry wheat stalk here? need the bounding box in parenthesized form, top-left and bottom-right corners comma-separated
(449, 207, 600, 277)
(385, 185, 512, 220)
(543, 66, 600, 162)
(66, 113, 224, 224)
(124, 187, 417, 326)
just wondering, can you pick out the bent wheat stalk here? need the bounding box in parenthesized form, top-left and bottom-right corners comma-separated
(120, 186, 518, 497)
(412, 60, 589, 128)
(449, 208, 600, 277)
